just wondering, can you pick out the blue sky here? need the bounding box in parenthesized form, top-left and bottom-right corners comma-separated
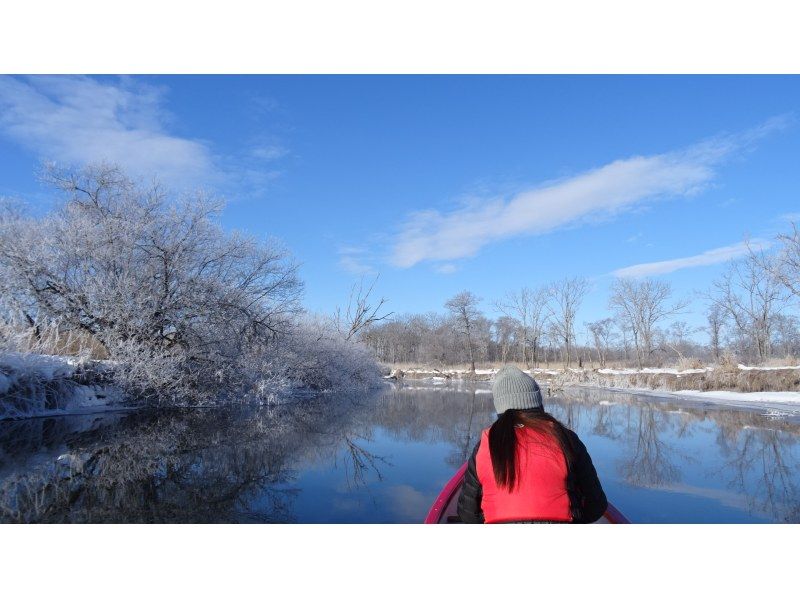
(1, 75, 799, 338)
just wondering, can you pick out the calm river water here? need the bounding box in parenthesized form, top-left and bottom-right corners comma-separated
(2, 380, 799, 523)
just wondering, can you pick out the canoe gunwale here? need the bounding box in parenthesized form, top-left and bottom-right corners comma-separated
(424, 463, 468, 524)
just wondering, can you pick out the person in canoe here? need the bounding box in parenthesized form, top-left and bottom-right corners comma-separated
(457, 365, 607, 523)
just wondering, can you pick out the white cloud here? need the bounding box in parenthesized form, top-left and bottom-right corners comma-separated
(0, 75, 217, 186)
(611, 239, 772, 278)
(389, 117, 790, 268)
(337, 247, 376, 275)
(434, 263, 458, 274)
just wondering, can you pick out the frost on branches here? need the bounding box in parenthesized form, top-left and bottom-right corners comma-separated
(0, 164, 382, 418)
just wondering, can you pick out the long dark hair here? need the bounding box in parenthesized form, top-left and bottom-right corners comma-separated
(488, 408, 582, 519)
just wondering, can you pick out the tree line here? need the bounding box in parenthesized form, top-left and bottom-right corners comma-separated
(363, 226, 800, 370)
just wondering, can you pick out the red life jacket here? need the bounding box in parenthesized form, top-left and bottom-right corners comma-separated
(475, 425, 572, 523)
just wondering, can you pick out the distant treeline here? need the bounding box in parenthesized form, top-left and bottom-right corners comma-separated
(363, 226, 800, 369)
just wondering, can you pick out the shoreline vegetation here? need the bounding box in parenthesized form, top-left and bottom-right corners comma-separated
(384, 361, 800, 408)
(5, 355, 799, 422)
(0, 165, 384, 420)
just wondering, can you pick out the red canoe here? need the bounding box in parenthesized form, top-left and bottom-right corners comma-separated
(424, 463, 630, 524)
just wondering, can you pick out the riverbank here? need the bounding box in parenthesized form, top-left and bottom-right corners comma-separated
(1, 339, 385, 420)
(551, 364, 800, 394)
(385, 362, 800, 409)
(386, 366, 561, 382)
(0, 352, 126, 420)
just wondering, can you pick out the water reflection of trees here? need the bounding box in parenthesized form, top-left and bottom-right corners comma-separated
(0, 383, 499, 523)
(588, 404, 621, 440)
(555, 388, 800, 522)
(712, 412, 800, 522)
(339, 433, 390, 489)
(0, 394, 394, 523)
(3, 382, 800, 523)
(374, 382, 800, 522)
(546, 392, 683, 487)
(372, 384, 495, 446)
(370, 383, 496, 468)
(617, 408, 681, 487)
(1, 411, 296, 522)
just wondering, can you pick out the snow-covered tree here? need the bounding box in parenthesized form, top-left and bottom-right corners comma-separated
(0, 164, 380, 404)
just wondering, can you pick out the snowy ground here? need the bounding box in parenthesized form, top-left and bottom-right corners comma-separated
(597, 367, 711, 375)
(597, 364, 800, 375)
(0, 352, 126, 420)
(600, 387, 800, 414)
(671, 389, 800, 405)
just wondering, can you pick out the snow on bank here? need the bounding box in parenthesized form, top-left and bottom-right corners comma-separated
(671, 390, 800, 406)
(0, 352, 124, 420)
(0, 352, 77, 393)
(598, 364, 800, 376)
(572, 381, 800, 411)
(737, 364, 800, 371)
(598, 367, 711, 375)
(558, 365, 800, 409)
(392, 363, 800, 381)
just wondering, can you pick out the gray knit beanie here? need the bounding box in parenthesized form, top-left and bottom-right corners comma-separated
(491, 365, 543, 414)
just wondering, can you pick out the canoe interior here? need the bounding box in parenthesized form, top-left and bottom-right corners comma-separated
(425, 463, 629, 524)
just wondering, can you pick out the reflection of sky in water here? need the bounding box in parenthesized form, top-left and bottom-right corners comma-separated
(1, 383, 799, 523)
(286, 429, 457, 523)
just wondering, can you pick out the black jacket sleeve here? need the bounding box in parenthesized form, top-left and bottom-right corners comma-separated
(456, 441, 484, 524)
(567, 431, 608, 523)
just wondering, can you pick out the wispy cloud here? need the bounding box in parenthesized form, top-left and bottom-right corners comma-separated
(434, 263, 458, 274)
(337, 246, 376, 275)
(625, 232, 644, 243)
(389, 117, 790, 268)
(0, 75, 218, 187)
(611, 239, 772, 278)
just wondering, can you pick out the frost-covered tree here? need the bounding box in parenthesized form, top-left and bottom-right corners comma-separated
(0, 164, 380, 404)
(334, 275, 392, 341)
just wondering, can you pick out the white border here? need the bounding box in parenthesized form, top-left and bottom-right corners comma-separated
(0, 524, 796, 595)
(1, 1, 799, 73)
